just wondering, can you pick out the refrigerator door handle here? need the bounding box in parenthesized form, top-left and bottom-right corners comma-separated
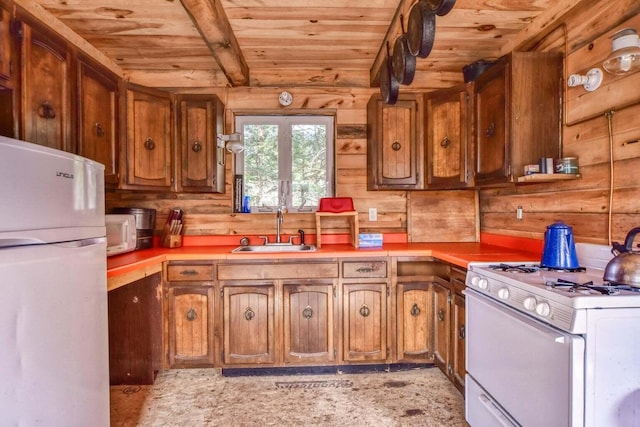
(56, 237, 106, 248)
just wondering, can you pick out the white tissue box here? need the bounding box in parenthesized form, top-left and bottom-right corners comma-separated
(358, 233, 383, 248)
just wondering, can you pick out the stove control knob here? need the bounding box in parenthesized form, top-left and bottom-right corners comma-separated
(523, 296, 537, 311)
(497, 288, 510, 300)
(477, 278, 489, 290)
(535, 302, 551, 317)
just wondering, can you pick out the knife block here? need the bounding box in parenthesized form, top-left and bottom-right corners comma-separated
(160, 225, 182, 248)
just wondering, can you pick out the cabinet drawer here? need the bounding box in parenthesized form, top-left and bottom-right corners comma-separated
(218, 262, 338, 281)
(167, 263, 215, 282)
(342, 260, 387, 278)
(451, 267, 467, 295)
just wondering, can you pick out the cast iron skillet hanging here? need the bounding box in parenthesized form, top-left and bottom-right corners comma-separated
(425, 0, 457, 16)
(407, 1, 436, 58)
(380, 42, 399, 105)
(392, 15, 416, 85)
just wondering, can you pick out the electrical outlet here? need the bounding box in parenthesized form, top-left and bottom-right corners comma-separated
(369, 207, 377, 222)
(516, 206, 523, 221)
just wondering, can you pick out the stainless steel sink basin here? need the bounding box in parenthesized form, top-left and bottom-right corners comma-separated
(231, 244, 317, 253)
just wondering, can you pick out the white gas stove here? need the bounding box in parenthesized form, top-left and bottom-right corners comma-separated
(464, 243, 640, 427)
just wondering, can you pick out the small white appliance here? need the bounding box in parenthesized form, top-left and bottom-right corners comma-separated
(106, 213, 137, 256)
(0, 136, 110, 426)
(464, 243, 640, 427)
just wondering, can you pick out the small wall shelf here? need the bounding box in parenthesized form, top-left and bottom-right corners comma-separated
(315, 211, 359, 248)
(516, 173, 581, 183)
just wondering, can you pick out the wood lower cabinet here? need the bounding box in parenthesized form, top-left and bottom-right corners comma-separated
(432, 276, 451, 372)
(222, 283, 276, 365)
(367, 93, 424, 190)
(165, 262, 215, 367)
(108, 272, 162, 385)
(342, 283, 388, 362)
(397, 281, 433, 361)
(0, 7, 12, 81)
(77, 59, 119, 187)
(425, 84, 472, 189)
(124, 86, 172, 190)
(177, 95, 225, 193)
(20, 23, 72, 152)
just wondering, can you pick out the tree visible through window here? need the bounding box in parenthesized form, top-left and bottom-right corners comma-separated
(235, 115, 334, 212)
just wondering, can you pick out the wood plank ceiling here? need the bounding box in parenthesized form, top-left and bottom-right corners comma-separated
(28, 0, 588, 90)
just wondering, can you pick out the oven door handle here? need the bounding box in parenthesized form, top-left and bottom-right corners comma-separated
(478, 394, 518, 427)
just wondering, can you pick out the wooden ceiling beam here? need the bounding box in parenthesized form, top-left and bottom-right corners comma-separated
(179, 0, 250, 87)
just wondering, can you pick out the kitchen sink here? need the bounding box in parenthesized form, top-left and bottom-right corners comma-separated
(231, 244, 317, 253)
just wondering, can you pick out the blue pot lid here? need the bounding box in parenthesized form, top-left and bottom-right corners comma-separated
(547, 221, 572, 230)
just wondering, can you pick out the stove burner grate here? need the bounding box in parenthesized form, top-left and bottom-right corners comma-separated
(545, 278, 640, 295)
(540, 265, 586, 273)
(488, 264, 540, 273)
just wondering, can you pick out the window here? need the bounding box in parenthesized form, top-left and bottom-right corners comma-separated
(235, 115, 334, 212)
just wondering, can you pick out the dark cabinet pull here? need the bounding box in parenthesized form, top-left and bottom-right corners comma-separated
(186, 308, 197, 321)
(410, 303, 421, 317)
(359, 304, 370, 317)
(437, 308, 445, 321)
(95, 122, 105, 137)
(302, 305, 313, 319)
(391, 141, 401, 151)
(356, 266, 373, 273)
(179, 270, 198, 276)
(485, 122, 495, 138)
(144, 137, 156, 150)
(244, 307, 255, 321)
(459, 325, 466, 340)
(192, 141, 202, 152)
(37, 102, 56, 119)
(440, 136, 451, 148)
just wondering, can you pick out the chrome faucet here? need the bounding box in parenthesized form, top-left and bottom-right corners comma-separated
(276, 205, 285, 244)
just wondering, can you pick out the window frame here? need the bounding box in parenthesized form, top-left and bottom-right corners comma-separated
(234, 114, 335, 213)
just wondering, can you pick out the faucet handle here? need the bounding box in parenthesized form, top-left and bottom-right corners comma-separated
(297, 229, 305, 245)
(258, 235, 269, 245)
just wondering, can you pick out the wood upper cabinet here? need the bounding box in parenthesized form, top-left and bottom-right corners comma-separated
(124, 86, 172, 190)
(20, 23, 72, 152)
(425, 84, 472, 189)
(283, 282, 336, 364)
(77, 60, 119, 187)
(165, 262, 215, 368)
(177, 95, 225, 193)
(367, 93, 424, 190)
(342, 282, 388, 362)
(474, 52, 562, 185)
(222, 283, 276, 365)
(397, 281, 433, 361)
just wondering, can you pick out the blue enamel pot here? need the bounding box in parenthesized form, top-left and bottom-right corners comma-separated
(541, 222, 580, 269)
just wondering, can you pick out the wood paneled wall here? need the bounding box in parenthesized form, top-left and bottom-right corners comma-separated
(480, 0, 640, 245)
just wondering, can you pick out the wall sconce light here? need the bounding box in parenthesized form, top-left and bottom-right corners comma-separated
(567, 68, 603, 91)
(217, 133, 244, 154)
(603, 28, 640, 75)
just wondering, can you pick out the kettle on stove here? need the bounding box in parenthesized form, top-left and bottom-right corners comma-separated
(541, 221, 580, 269)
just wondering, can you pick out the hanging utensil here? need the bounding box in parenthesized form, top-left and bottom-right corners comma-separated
(407, 1, 436, 58)
(425, 0, 457, 16)
(392, 15, 416, 85)
(379, 42, 399, 105)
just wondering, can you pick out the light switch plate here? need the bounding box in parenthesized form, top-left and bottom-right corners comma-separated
(369, 207, 377, 221)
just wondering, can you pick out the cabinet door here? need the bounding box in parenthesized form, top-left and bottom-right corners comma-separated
(426, 85, 471, 189)
(108, 272, 162, 385)
(432, 278, 450, 374)
(178, 96, 224, 192)
(168, 286, 214, 367)
(451, 293, 465, 394)
(0, 8, 12, 81)
(342, 283, 387, 362)
(223, 284, 275, 365)
(397, 281, 433, 361)
(367, 94, 423, 189)
(21, 24, 71, 152)
(474, 60, 508, 184)
(78, 61, 119, 187)
(125, 88, 172, 190)
(283, 282, 335, 364)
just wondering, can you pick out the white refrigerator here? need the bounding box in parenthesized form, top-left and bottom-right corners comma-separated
(0, 136, 110, 426)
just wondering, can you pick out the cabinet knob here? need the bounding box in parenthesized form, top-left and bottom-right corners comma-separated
(192, 141, 202, 152)
(391, 141, 401, 151)
(302, 305, 313, 319)
(359, 304, 370, 317)
(410, 303, 421, 317)
(440, 136, 451, 148)
(244, 307, 255, 321)
(437, 308, 445, 321)
(37, 102, 56, 119)
(458, 325, 466, 340)
(186, 308, 198, 321)
(95, 122, 105, 137)
(144, 137, 156, 150)
(485, 122, 496, 138)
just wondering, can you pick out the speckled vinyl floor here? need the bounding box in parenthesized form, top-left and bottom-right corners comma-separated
(110, 367, 468, 427)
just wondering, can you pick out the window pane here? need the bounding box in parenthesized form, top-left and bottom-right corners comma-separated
(291, 124, 327, 210)
(243, 124, 279, 208)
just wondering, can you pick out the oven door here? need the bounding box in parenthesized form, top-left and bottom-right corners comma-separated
(465, 289, 585, 427)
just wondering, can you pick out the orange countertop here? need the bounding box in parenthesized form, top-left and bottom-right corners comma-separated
(107, 239, 542, 286)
